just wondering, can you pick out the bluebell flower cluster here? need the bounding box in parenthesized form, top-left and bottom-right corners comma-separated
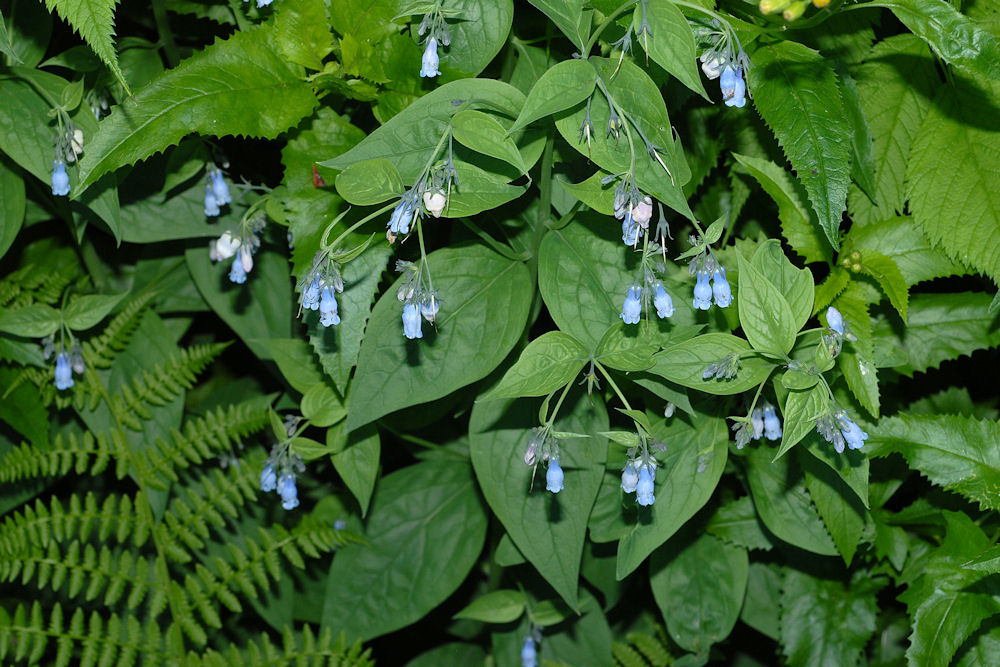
(817, 409, 869, 454)
(204, 168, 232, 217)
(260, 417, 307, 511)
(299, 252, 345, 328)
(521, 637, 537, 667)
(614, 181, 654, 247)
(696, 20, 751, 109)
(396, 260, 441, 340)
(523, 427, 564, 494)
(50, 126, 83, 197)
(622, 458, 657, 507)
(416, 7, 452, 79)
(43, 338, 85, 391)
(690, 256, 731, 311)
(208, 217, 264, 285)
(719, 65, 747, 108)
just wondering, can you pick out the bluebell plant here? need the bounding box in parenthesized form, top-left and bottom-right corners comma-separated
(203, 167, 232, 217)
(620, 433, 664, 507)
(208, 197, 266, 285)
(299, 251, 345, 328)
(50, 123, 83, 197)
(260, 414, 307, 511)
(523, 425, 564, 495)
(415, 3, 456, 78)
(42, 336, 85, 391)
(693, 15, 751, 108)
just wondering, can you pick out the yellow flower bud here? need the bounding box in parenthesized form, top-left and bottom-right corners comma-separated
(813, 0, 830, 7)
(783, 1, 808, 21)
(759, 0, 792, 14)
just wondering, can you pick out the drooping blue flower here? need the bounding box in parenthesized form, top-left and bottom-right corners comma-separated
(636, 465, 655, 506)
(301, 275, 322, 311)
(204, 184, 220, 217)
(620, 285, 641, 324)
(693, 271, 712, 310)
(750, 408, 764, 440)
(837, 411, 868, 450)
(211, 170, 231, 206)
(51, 161, 70, 196)
(653, 283, 674, 318)
(712, 268, 732, 307)
(420, 294, 440, 322)
(826, 306, 844, 335)
(402, 302, 423, 339)
(546, 459, 564, 493)
(319, 287, 340, 327)
(621, 463, 639, 493)
(54, 352, 74, 390)
(621, 209, 641, 246)
(521, 637, 537, 667)
(762, 405, 782, 441)
(277, 474, 299, 510)
(720, 65, 747, 108)
(388, 197, 416, 236)
(420, 37, 441, 78)
(229, 256, 247, 284)
(260, 464, 277, 492)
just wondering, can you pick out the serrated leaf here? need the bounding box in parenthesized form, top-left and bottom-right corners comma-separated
(799, 449, 866, 565)
(858, 250, 908, 321)
(907, 74, 1000, 287)
(836, 65, 877, 203)
(62, 293, 125, 331)
(482, 331, 588, 400)
(509, 58, 595, 134)
(748, 40, 850, 249)
(43, 0, 129, 94)
(334, 158, 403, 206)
(706, 495, 775, 551)
(641, 0, 708, 99)
(78, 26, 318, 191)
(813, 267, 850, 314)
(273, 0, 332, 70)
(844, 215, 966, 287)
(868, 414, 1000, 511)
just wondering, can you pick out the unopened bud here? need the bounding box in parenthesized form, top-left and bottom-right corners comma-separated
(783, 0, 808, 20)
(759, 0, 791, 14)
(423, 190, 447, 218)
(812, 0, 830, 7)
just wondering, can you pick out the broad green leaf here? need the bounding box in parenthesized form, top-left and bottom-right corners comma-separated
(253, 338, 325, 393)
(43, 0, 129, 93)
(736, 255, 796, 357)
(509, 59, 596, 134)
(329, 422, 380, 516)
(859, 250, 908, 321)
(482, 331, 588, 400)
(4, 0, 51, 68)
(780, 569, 881, 665)
(837, 65, 877, 203)
(300, 383, 346, 427)
(616, 414, 728, 579)
(879, 0, 1000, 81)
(781, 368, 818, 390)
(749, 40, 850, 248)
(751, 239, 814, 331)
(872, 292, 1000, 376)
(334, 158, 403, 206)
(470, 391, 607, 609)
(745, 447, 838, 556)
(541, 591, 613, 666)
(844, 216, 965, 287)
(0, 160, 25, 261)
(907, 74, 1000, 286)
(527, 0, 588, 51)
(848, 35, 937, 226)
(0, 304, 61, 338)
(641, 0, 708, 99)
(437, 0, 513, 79)
(594, 322, 661, 372)
(439, 159, 528, 217)
(706, 495, 775, 552)
(273, 0, 332, 70)
(732, 153, 829, 264)
(453, 590, 526, 623)
(451, 109, 528, 175)
(775, 383, 826, 460)
(321, 460, 487, 641)
(78, 26, 318, 191)
(648, 333, 775, 395)
(62, 293, 125, 331)
(741, 563, 782, 641)
(554, 58, 692, 219)
(868, 414, 1000, 511)
(555, 172, 614, 216)
(348, 245, 531, 431)
(649, 531, 748, 653)
(799, 449, 866, 565)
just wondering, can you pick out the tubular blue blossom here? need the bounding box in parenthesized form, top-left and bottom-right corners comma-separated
(620, 286, 642, 324)
(319, 287, 340, 327)
(826, 306, 844, 335)
(229, 256, 247, 284)
(693, 271, 712, 310)
(712, 268, 732, 307)
(260, 464, 277, 492)
(750, 408, 764, 440)
(521, 637, 537, 667)
(204, 184, 220, 217)
(420, 37, 441, 77)
(54, 352, 73, 390)
(621, 209, 642, 246)
(70, 347, 85, 375)
(546, 459, 564, 493)
(402, 302, 423, 339)
(211, 170, 231, 205)
(653, 283, 674, 319)
(388, 197, 417, 236)
(301, 275, 322, 310)
(51, 161, 70, 196)
(763, 406, 782, 441)
(726, 74, 747, 108)
(720, 65, 747, 108)
(277, 474, 299, 510)
(837, 411, 868, 450)
(636, 466, 655, 506)
(621, 463, 639, 493)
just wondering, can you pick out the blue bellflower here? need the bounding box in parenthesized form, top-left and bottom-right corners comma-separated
(621, 209, 641, 246)
(319, 287, 340, 327)
(762, 406, 782, 441)
(546, 459, 564, 493)
(712, 268, 732, 307)
(693, 271, 712, 310)
(826, 306, 844, 335)
(420, 37, 441, 77)
(402, 302, 423, 339)
(653, 283, 674, 318)
(750, 408, 764, 440)
(621, 463, 639, 493)
(521, 637, 537, 667)
(620, 286, 641, 324)
(636, 466, 655, 506)
(211, 170, 231, 206)
(301, 276, 322, 311)
(837, 411, 868, 450)
(388, 197, 416, 236)
(204, 184, 220, 217)
(54, 352, 74, 390)
(51, 161, 70, 196)
(277, 474, 299, 510)
(720, 65, 747, 108)
(260, 464, 277, 492)
(229, 256, 247, 284)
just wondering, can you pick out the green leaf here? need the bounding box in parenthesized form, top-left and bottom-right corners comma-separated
(451, 109, 529, 175)
(470, 391, 607, 609)
(741, 563, 782, 641)
(258, 336, 327, 391)
(799, 449, 867, 565)
(775, 383, 826, 460)
(527, 0, 588, 51)
(329, 422, 380, 516)
(844, 216, 966, 287)
(348, 245, 531, 431)
(289, 436, 329, 462)
(594, 322, 660, 372)
(0, 304, 61, 338)
(751, 239, 815, 331)
(555, 172, 615, 216)
(879, 0, 1000, 81)
(649, 531, 748, 653)
(641, 0, 708, 99)
(300, 383, 346, 427)
(706, 495, 775, 552)
(648, 333, 775, 395)
(868, 414, 1000, 511)
(78, 25, 318, 191)
(43, 0, 129, 94)
(780, 569, 881, 665)
(453, 590, 526, 623)
(802, 432, 870, 509)
(482, 331, 588, 400)
(509, 59, 596, 134)
(0, 160, 26, 262)
(334, 158, 403, 206)
(836, 65, 877, 203)
(616, 414, 728, 579)
(745, 447, 838, 556)
(321, 460, 487, 641)
(0, 9, 20, 64)
(736, 254, 797, 357)
(62, 293, 125, 331)
(907, 74, 1000, 287)
(273, 0, 332, 70)
(437, 0, 513, 79)
(748, 40, 850, 249)
(859, 250, 908, 321)
(733, 153, 828, 264)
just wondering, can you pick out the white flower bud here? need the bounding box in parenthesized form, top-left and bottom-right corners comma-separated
(213, 232, 241, 261)
(423, 190, 447, 218)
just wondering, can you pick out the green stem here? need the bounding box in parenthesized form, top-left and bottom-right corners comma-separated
(544, 380, 574, 427)
(227, 0, 252, 31)
(595, 361, 633, 411)
(416, 219, 435, 293)
(151, 0, 180, 68)
(322, 202, 396, 250)
(583, 0, 636, 57)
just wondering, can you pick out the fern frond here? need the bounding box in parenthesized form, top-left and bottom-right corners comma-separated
(187, 626, 373, 667)
(162, 465, 258, 557)
(82, 292, 156, 369)
(613, 627, 672, 667)
(0, 430, 115, 483)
